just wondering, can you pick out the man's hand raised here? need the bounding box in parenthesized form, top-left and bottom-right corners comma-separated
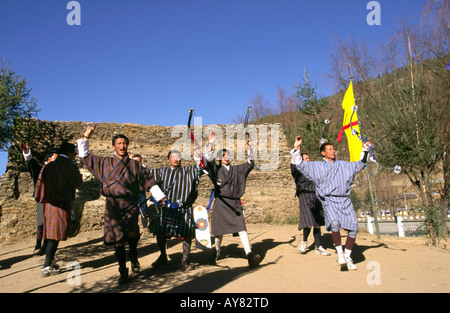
(294, 136, 303, 151)
(83, 124, 95, 140)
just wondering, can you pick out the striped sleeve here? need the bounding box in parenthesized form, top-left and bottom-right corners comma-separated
(147, 166, 199, 204)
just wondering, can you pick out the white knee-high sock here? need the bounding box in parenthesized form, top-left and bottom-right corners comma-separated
(344, 248, 352, 258)
(239, 231, 252, 255)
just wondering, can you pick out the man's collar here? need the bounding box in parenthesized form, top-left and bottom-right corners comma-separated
(323, 157, 335, 163)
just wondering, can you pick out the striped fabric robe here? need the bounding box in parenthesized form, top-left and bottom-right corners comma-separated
(291, 149, 366, 232)
(35, 155, 83, 241)
(147, 165, 200, 239)
(81, 153, 156, 245)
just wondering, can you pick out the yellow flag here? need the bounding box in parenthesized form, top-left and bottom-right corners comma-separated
(337, 81, 362, 162)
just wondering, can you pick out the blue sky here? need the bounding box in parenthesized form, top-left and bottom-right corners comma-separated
(0, 0, 426, 175)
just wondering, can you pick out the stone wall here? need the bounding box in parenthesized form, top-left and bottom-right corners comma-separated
(0, 120, 298, 243)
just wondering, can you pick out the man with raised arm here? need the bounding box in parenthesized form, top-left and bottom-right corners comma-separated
(147, 149, 202, 271)
(77, 125, 165, 284)
(21, 143, 58, 255)
(204, 132, 260, 267)
(35, 143, 82, 277)
(291, 136, 372, 270)
(291, 152, 330, 256)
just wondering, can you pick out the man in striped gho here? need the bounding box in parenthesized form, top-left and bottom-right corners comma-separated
(77, 125, 165, 284)
(147, 149, 202, 271)
(291, 136, 372, 270)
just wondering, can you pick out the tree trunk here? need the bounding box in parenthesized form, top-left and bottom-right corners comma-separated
(441, 99, 450, 236)
(421, 170, 434, 207)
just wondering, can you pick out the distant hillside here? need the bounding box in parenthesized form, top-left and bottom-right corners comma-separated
(241, 55, 448, 213)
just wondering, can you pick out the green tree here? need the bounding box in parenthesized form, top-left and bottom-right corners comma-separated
(294, 70, 330, 156)
(327, 1, 449, 243)
(349, 190, 362, 212)
(0, 59, 39, 152)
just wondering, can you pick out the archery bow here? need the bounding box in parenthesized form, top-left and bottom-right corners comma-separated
(244, 106, 260, 171)
(319, 119, 330, 145)
(349, 105, 401, 174)
(188, 108, 223, 185)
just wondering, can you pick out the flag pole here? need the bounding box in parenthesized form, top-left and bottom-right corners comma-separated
(347, 64, 381, 239)
(366, 165, 381, 238)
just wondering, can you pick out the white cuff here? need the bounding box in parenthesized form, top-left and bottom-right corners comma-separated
(23, 149, 32, 161)
(150, 185, 166, 202)
(204, 146, 214, 162)
(248, 148, 254, 161)
(290, 148, 302, 165)
(77, 138, 89, 158)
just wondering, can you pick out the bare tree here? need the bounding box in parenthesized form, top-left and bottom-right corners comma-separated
(327, 2, 449, 243)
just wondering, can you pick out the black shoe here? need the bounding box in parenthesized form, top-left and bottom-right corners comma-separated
(181, 258, 195, 271)
(247, 252, 261, 267)
(118, 267, 129, 285)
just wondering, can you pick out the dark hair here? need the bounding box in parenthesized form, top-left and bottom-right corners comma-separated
(319, 142, 333, 153)
(59, 143, 76, 155)
(301, 152, 309, 158)
(217, 149, 229, 160)
(167, 150, 181, 159)
(45, 150, 58, 161)
(133, 154, 142, 159)
(112, 134, 129, 146)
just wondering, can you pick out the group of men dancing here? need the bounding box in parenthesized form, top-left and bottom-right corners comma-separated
(26, 123, 372, 284)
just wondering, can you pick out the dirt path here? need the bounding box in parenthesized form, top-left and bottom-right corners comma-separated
(1, 224, 449, 294)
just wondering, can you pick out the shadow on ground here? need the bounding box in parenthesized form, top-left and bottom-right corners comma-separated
(9, 228, 393, 292)
(61, 231, 294, 293)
